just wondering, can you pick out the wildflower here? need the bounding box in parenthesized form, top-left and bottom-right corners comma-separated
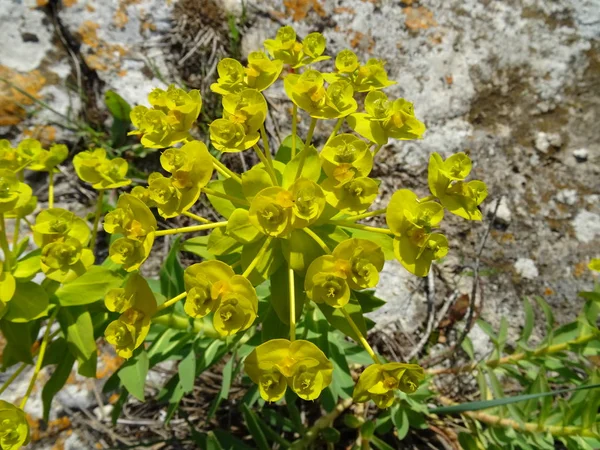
(210, 53, 283, 95)
(0, 170, 32, 215)
(264, 26, 330, 69)
(105, 308, 151, 359)
(322, 176, 379, 214)
(249, 187, 294, 237)
(353, 363, 425, 408)
(332, 238, 385, 289)
(105, 273, 156, 316)
(0, 400, 30, 450)
(428, 152, 487, 220)
(386, 189, 448, 277)
(0, 264, 15, 304)
(305, 256, 351, 308)
(73, 148, 131, 190)
(244, 339, 333, 401)
(40, 237, 94, 282)
(32, 207, 90, 248)
(320, 134, 373, 184)
(0, 140, 29, 172)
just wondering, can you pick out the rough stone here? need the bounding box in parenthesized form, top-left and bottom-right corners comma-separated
(572, 210, 600, 243)
(485, 197, 512, 226)
(556, 189, 578, 206)
(514, 258, 539, 280)
(573, 148, 589, 162)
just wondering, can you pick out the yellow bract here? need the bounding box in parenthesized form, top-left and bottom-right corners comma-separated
(325, 51, 395, 92)
(0, 139, 29, 172)
(15, 139, 68, 172)
(589, 258, 600, 272)
(32, 208, 91, 249)
(264, 26, 330, 69)
(348, 91, 425, 145)
(183, 260, 258, 336)
(244, 339, 333, 401)
(320, 134, 373, 184)
(387, 189, 448, 277)
(428, 152, 488, 220)
(129, 84, 202, 148)
(73, 148, 131, 190)
(211, 52, 283, 95)
(353, 362, 425, 408)
(0, 170, 32, 215)
(104, 194, 156, 271)
(0, 400, 30, 450)
(40, 237, 94, 282)
(322, 176, 378, 214)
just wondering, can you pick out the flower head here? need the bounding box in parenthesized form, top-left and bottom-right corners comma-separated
(0, 170, 32, 215)
(0, 400, 30, 450)
(40, 237, 94, 282)
(353, 363, 425, 408)
(73, 148, 131, 190)
(32, 207, 90, 248)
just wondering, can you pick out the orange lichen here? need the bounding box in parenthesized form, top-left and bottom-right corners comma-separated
(96, 350, 124, 379)
(28, 416, 72, 442)
(543, 287, 554, 296)
(350, 31, 375, 53)
(403, 6, 437, 31)
(334, 6, 355, 14)
(63, 0, 77, 6)
(445, 75, 453, 85)
(36, 0, 49, 6)
(0, 66, 47, 126)
(114, 5, 129, 29)
(78, 21, 101, 49)
(78, 21, 129, 72)
(23, 125, 57, 146)
(574, 261, 587, 278)
(282, 0, 326, 21)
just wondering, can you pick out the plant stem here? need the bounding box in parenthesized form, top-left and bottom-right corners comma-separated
(437, 396, 599, 438)
(419, 195, 436, 203)
(346, 208, 387, 222)
(427, 333, 596, 375)
(156, 292, 187, 312)
(252, 145, 278, 186)
(260, 125, 273, 163)
(295, 117, 318, 181)
(290, 398, 354, 449)
(182, 211, 212, 224)
(373, 144, 383, 155)
(90, 189, 104, 252)
(152, 313, 220, 338)
(341, 308, 382, 364)
(0, 363, 27, 396)
(291, 105, 298, 159)
(210, 154, 242, 184)
(0, 213, 12, 270)
(48, 170, 55, 208)
(303, 227, 331, 253)
(328, 220, 395, 236)
(20, 307, 59, 409)
(203, 187, 249, 207)
(242, 236, 273, 278)
(155, 221, 228, 237)
(289, 265, 296, 342)
(325, 117, 344, 146)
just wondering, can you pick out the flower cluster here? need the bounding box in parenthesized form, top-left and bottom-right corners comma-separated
(0, 400, 30, 450)
(73, 148, 131, 190)
(244, 339, 333, 401)
(353, 363, 425, 408)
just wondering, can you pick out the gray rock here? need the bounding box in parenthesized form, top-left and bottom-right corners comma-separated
(486, 197, 512, 226)
(556, 189, 578, 206)
(572, 210, 600, 243)
(514, 258, 539, 279)
(573, 148, 589, 162)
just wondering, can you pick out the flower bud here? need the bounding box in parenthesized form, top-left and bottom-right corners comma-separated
(0, 400, 30, 450)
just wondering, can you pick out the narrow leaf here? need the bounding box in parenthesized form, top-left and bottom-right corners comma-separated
(56, 266, 123, 306)
(241, 403, 270, 450)
(118, 349, 149, 401)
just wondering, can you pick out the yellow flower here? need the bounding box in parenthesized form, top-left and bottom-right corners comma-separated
(184, 261, 258, 336)
(386, 189, 448, 277)
(0, 400, 30, 450)
(353, 363, 424, 408)
(348, 91, 425, 145)
(32, 207, 90, 248)
(332, 238, 384, 289)
(589, 258, 600, 272)
(105, 272, 156, 316)
(0, 264, 16, 304)
(320, 134, 373, 184)
(129, 85, 202, 148)
(264, 27, 329, 69)
(159, 140, 213, 189)
(210, 118, 259, 153)
(244, 339, 333, 401)
(222, 88, 268, 135)
(109, 237, 154, 272)
(210, 58, 247, 95)
(428, 152, 487, 220)
(322, 176, 379, 214)
(40, 237, 94, 282)
(0, 139, 29, 172)
(73, 148, 131, 189)
(0, 170, 32, 215)
(210, 53, 283, 95)
(105, 308, 151, 359)
(289, 178, 325, 228)
(304, 255, 351, 308)
(248, 187, 296, 237)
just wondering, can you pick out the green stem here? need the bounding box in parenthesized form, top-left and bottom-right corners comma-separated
(346, 208, 387, 222)
(0, 363, 27, 396)
(20, 307, 59, 409)
(289, 265, 296, 342)
(210, 154, 242, 184)
(183, 211, 212, 224)
(152, 313, 219, 338)
(90, 189, 104, 252)
(295, 117, 318, 181)
(155, 221, 228, 237)
(328, 220, 395, 236)
(48, 171, 55, 208)
(242, 236, 273, 278)
(373, 144, 383, 155)
(0, 213, 13, 270)
(303, 228, 331, 253)
(341, 308, 381, 364)
(156, 292, 187, 312)
(419, 195, 436, 203)
(203, 187, 249, 207)
(325, 117, 344, 146)
(260, 125, 273, 163)
(291, 105, 298, 159)
(252, 145, 278, 186)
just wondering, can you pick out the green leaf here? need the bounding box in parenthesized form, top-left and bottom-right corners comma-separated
(104, 90, 132, 122)
(241, 237, 283, 285)
(206, 178, 245, 219)
(476, 319, 498, 344)
(354, 290, 386, 313)
(317, 296, 368, 342)
(42, 350, 75, 421)
(497, 317, 508, 352)
(535, 296, 555, 342)
(370, 435, 396, 450)
(160, 237, 184, 298)
(268, 263, 304, 325)
(275, 134, 303, 164)
(207, 353, 236, 420)
(282, 145, 321, 188)
(181, 235, 215, 260)
(461, 336, 475, 360)
(321, 428, 340, 444)
(4, 281, 49, 322)
(344, 227, 395, 260)
(519, 297, 535, 345)
(241, 403, 270, 450)
(457, 433, 480, 450)
(392, 407, 410, 440)
(206, 228, 243, 256)
(281, 229, 324, 274)
(261, 305, 289, 341)
(118, 349, 149, 401)
(0, 321, 36, 366)
(59, 307, 97, 377)
(56, 266, 123, 306)
(430, 383, 600, 414)
(179, 347, 196, 394)
(12, 249, 41, 280)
